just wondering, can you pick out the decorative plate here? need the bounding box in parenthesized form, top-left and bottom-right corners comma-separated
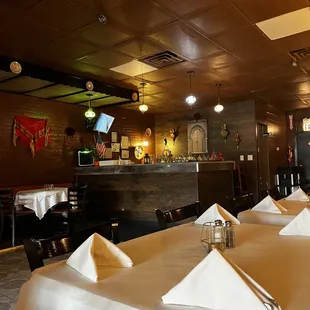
(132, 92, 138, 101)
(86, 81, 94, 91)
(10, 61, 22, 74)
(145, 128, 152, 137)
(134, 145, 144, 160)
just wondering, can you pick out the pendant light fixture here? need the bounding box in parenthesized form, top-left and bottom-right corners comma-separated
(214, 84, 224, 113)
(85, 93, 96, 119)
(139, 82, 148, 114)
(185, 71, 196, 106)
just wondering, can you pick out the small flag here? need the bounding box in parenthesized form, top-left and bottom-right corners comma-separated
(96, 133, 106, 158)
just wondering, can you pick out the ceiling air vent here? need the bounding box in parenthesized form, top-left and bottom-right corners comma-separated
(289, 47, 310, 61)
(139, 51, 186, 69)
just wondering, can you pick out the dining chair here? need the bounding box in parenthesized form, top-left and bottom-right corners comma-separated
(155, 201, 203, 230)
(228, 193, 254, 217)
(23, 219, 120, 272)
(261, 187, 283, 201)
(0, 188, 35, 246)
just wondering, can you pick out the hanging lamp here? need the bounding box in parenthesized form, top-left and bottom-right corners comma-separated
(139, 82, 148, 113)
(214, 84, 224, 113)
(85, 93, 96, 119)
(185, 71, 196, 106)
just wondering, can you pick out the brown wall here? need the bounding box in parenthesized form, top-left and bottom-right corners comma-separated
(0, 91, 154, 187)
(155, 100, 259, 199)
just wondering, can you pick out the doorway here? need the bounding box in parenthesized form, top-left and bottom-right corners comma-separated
(296, 131, 310, 180)
(257, 123, 270, 196)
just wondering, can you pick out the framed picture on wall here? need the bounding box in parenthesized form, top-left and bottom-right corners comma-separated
(121, 136, 129, 149)
(111, 132, 117, 142)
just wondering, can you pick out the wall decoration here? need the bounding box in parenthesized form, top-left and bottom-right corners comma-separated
(121, 136, 129, 149)
(145, 128, 152, 137)
(10, 61, 22, 74)
(111, 132, 117, 142)
(187, 119, 208, 154)
(105, 148, 112, 159)
(121, 150, 129, 159)
(302, 118, 310, 131)
(288, 146, 294, 164)
(220, 124, 229, 146)
(169, 126, 179, 145)
(13, 116, 50, 157)
(111, 142, 120, 152)
(289, 114, 294, 131)
(235, 132, 241, 150)
(86, 81, 94, 91)
(134, 145, 144, 159)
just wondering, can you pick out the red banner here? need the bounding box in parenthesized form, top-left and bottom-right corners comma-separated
(13, 116, 50, 157)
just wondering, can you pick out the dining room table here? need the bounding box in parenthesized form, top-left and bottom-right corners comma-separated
(15, 187, 68, 220)
(16, 221, 310, 310)
(238, 199, 309, 226)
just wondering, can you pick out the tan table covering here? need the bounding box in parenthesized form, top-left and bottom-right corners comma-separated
(15, 187, 68, 219)
(16, 222, 310, 310)
(238, 199, 309, 226)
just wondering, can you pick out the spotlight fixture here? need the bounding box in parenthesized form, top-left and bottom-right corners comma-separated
(139, 82, 148, 114)
(185, 71, 196, 106)
(98, 13, 107, 24)
(214, 84, 224, 113)
(85, 93, 96, 119)
(292, 60, 298, 67)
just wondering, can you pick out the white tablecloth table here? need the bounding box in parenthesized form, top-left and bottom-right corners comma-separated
(15, 187, 68, 220)
(238, 199, 309, 226)
(16, 222, 310, 310)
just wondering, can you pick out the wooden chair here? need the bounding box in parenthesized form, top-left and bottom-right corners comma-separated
(155, 201, 203, 230)
(0, 189, 35, 246)
(261, 187, 283, 201)
(228, 193, 254, 217)
(23, 219, 120, 272)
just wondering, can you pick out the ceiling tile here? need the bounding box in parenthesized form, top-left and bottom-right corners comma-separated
(233, 0, 308, 23)
(37, 36, 100, 63)
(195, 52, 240, 70)
(28, 0, 97, 33)
(80, 50, 132, 70)
(153, 0, 226, 17)
(0, 71, 18, 82)
(149, 22, 224, 60)
(0, 77, 53, 93)
(0, 0, 41, 9)
(26, 84, 83, 98)
(211, 25, 280, 60)
(189, 3, 249, 36)
(72, 21, 132, 48)
(105, 0, 176, 32)
(275, 30, 310, 54)
(114, 38, 164, 59)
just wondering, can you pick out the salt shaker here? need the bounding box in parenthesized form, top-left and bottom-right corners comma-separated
(224, 220, 235, 248)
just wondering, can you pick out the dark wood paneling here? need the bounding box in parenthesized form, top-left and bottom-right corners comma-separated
(0, 91, 154, 187)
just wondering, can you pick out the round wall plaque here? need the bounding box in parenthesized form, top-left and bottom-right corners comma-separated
(86, 81, 94, 91)
(132, 92, 138, 101)
(10, 61, 22, 74)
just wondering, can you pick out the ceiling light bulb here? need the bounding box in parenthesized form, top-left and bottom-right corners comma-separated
(214, 103, 224, 113)
(85, 108, 96, 119)
(186, 95, 196, 105)
(139, 104, 148, 113)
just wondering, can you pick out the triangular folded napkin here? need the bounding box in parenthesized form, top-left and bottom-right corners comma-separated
(162, 249, 279, 310)
(67, 233, 133, 282)
(286, 188, 309, 202)
(280, 208, 310, 236)
(195, 203, 240, 225)
(252, 195, 287, 214)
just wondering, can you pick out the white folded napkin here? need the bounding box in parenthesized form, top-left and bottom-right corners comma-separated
(252, 195, 287, 214)
(195, 203, 240, 225)
(279, 208, 310, 236)
(162, 249, 278, 310)
(67, 233, 133, 282)
(286, 188, 309, 202)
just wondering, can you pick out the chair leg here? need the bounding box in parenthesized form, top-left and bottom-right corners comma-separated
(0, 209, 3, 242)
(12, 213, 16, 247)
(111, 217, 120, 244)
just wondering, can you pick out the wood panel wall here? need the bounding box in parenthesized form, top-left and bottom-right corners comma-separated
(154, 100, 258, 200)
(0, 91, 154, 187)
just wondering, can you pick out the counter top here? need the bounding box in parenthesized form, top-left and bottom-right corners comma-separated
(74, 161, 235, 175)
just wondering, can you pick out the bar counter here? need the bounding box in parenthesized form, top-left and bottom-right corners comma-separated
(75, 161, 235, 221)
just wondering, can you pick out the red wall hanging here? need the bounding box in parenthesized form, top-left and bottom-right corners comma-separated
(13, 116, 50, 157)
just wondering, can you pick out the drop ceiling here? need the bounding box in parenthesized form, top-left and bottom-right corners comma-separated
(0, 0, 310, 113)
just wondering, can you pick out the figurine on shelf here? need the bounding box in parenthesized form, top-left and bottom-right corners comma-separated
(170, 128, 176, 145)
(218, 152, 224, 161)
(235, 132, 241, 150)
(221, 124, 229, 146)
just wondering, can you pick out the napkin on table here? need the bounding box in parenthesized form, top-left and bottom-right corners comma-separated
(285, 188, 309, 202)
(251, 195, 287, 214)
(162, 249, 279, 310)
(279, 208, 310, 236)
(195, 203, 240, 225)
(67, 233, 133, 282)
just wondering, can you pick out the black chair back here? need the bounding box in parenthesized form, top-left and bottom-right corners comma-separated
(24, 220, 119, 272)
(228, 193, 254, 217)
(155, 201, 203, 230)
(0, 189, 14, 210)
(67, 184, 87, 212)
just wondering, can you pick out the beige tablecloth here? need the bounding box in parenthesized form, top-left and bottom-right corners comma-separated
(16, 223, 310, 310)
(238, 199, 309, 226)
(15, 187, 68, 220)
